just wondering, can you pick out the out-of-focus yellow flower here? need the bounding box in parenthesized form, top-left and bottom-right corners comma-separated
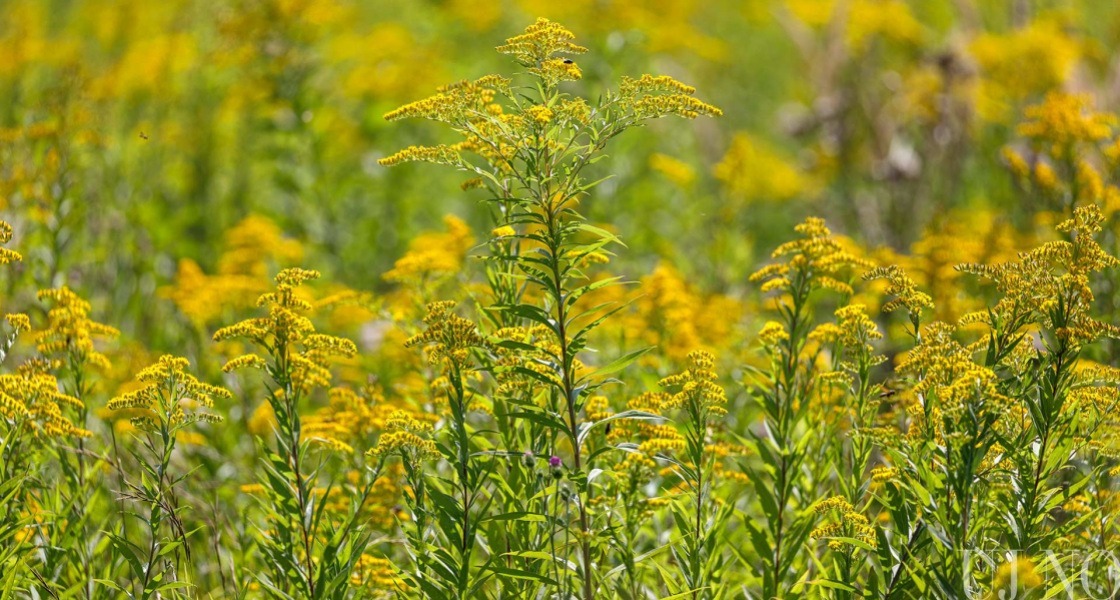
(845, 0, 923, 52)
(383, 215, 474, 287)
(331, 23, 444, 101)
(517, 1, 729, 62)
(649, 153, 696, 187)
(989, 557, 1043, 598)
(350, 553, 409, 592)
(970, 18, 1081, 122)
(162, 215, 304, 326)
(715, 133, 813, 203)
(784, 0, 836, 28)
(1017, 92, 1116, 154)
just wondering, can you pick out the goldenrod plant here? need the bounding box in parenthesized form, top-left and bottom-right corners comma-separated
(101, 355, 227, 598)
(216, 268, 383, 597)
(380, 17, 720, 599)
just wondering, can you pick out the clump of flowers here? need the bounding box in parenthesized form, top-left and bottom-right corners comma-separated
(379, 16, 721, 600)
(214, 267, 369, 596)
(658, 350, 731, 599)
(811, 496, 877, 552)
(105, 355, 228, 597)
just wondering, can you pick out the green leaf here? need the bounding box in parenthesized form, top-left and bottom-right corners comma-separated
(587, 347, 651, 379)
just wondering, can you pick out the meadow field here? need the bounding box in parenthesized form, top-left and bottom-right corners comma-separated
(2, 1, 1120, 598)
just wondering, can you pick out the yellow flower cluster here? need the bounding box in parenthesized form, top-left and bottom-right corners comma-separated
(0, 220, 22, 264)
(810, 303, 886, 394)
(491, 225, 516, 238)
(382, 215, 474, 288)
(378, 144, 466, 168)
(368, 410, 440, 462)
(1017, 92, 1116, 153)
(5, 313, 30, 333)
(751, 217, 872, 295)
(958, 204, 1120, 344)
(496, 17, 587, 67)
(526, 105, 554, 125)
(810, 496, 877, 552)
(753, 327, 786, 356)
(303, 386, 433, 456)
(215, 268, 357, 392)
(163, 215, 304, 326)
(864, 265, 933, 321)
(618, 74, 722, 120)
(897, 322, 1010, 445)
(531, 58, 583, 87)
(107, 355, 227, 431)
(36, 286, 119, 372)
(405, 301, 486, 369)
(658, 350, 727, 416)
(382, 75, 511, 124)
(812, 304, 883, 354)
(0, 359, 88, 438)
(870, 466, 898, 483)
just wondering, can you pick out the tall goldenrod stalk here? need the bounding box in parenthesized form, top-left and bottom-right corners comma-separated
(216, 268, 361, 596)
(748, 218, 869, 598)
(104, 356, 227, 598)
(659, 350, 728, 599)
(379, 18, 720, 599)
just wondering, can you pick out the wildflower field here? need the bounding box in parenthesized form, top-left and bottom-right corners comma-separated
(4, 1, 1120, 598)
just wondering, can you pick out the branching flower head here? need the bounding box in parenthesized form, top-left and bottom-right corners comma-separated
(618, 74, 722, 120)
(36, 286, 119, 373)
(0, 359, 88, 438)
(751, 217, 872, 297)
(810, 496, 877, 552)
(379, 17, 720, 181)
(405, 301, 486, 370)
(957, 204, 1120, 345)
(368, 410, 440, 464)
(812, 304, 884, 357)
(496, 17, 587, 68)
(659, 350, 727, 417)
(864, 264, 933, 323)
(108, 355, 227, 432)
(896, 322, 1011, 448)
(215, 268, 357, 392)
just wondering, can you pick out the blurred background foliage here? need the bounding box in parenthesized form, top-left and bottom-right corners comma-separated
(8, 3, 1120, 595)
(4, 0, 1120, 352)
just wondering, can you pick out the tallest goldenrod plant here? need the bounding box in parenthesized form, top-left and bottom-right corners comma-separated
(381, 17, 720, 600)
